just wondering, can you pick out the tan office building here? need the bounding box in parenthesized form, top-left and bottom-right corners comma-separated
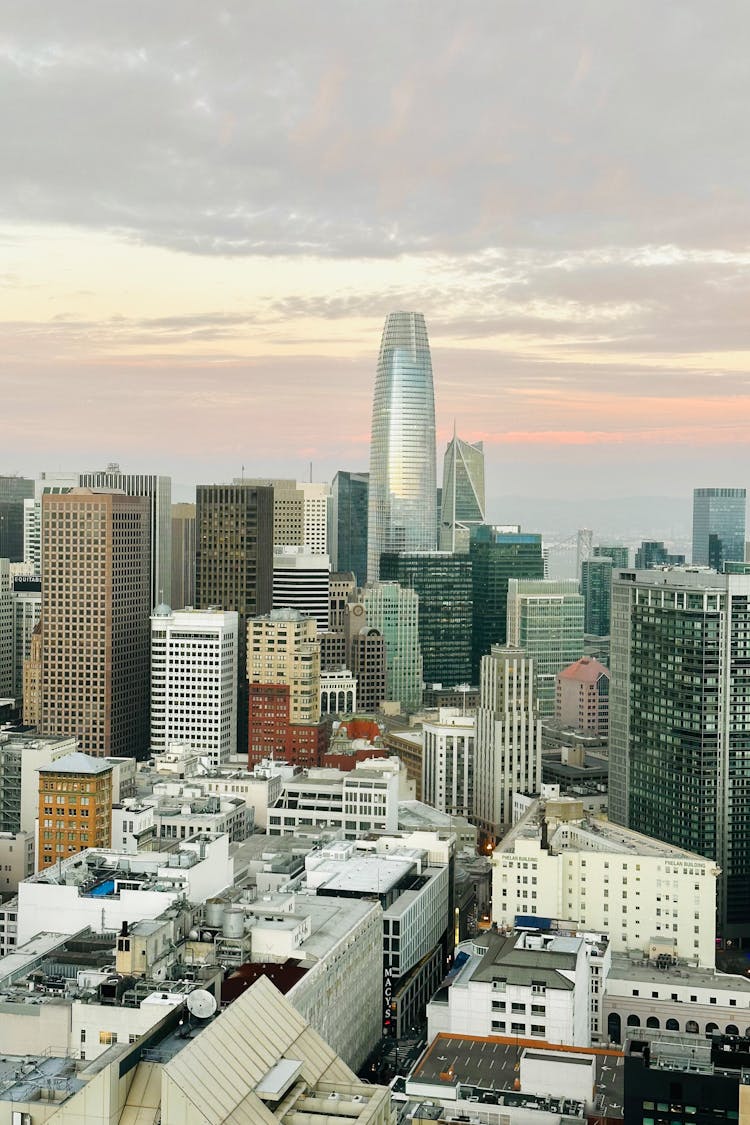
(39, 489, 151, 758)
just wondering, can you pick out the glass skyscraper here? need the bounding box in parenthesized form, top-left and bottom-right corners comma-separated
(506, 578, 585, 716)
(692, 487, 746, 571)
(439, 431, 485, 551)
(330, 470, 368, 586)
(367, 312, 436, 580)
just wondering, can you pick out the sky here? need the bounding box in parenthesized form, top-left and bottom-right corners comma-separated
(2, 2, 750, 533)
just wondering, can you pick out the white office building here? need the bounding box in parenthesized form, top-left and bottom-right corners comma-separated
(150, 606, 238, 766)
(492, 795, 719, 968)
(422, 709, 475, 818)
(268, 758, 401, 837)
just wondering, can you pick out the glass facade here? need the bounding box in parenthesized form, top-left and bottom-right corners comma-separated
(469, 526, 544, 681)
(0, 476, 34, 563)
(507, 579, 585, 716)
(330, 471, 369, 586)
(361, 582, 422, 711)
(380, 552, 473, 688)
(580, 556, 614, 636)
(692, 487, 746, 570)
(610, 570, 750, 940)
(439, 434, 485, 550)
(367, 312, 436, 581)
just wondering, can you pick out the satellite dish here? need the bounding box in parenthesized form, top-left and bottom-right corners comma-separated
(186, 989, 217, 1019)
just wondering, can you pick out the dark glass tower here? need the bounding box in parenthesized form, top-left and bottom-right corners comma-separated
(367, 313, 436, 580)
(469, 526, 544, 681)
(580, 556, 614, 635)
(379, 552, 472, 687)
(610, 568, 750, 941)
(0, 476, 34, 563)
(330, 471, 368, 586)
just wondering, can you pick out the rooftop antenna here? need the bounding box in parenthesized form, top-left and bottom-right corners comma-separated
(309, 461, 313, 483)
(241, 464, 245, 483)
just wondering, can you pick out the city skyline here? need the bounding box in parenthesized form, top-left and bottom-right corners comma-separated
(2, 5, 750, 507)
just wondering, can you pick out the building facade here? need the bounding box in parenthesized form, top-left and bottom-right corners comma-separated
(610, 568, 750, 942)
(474, 644, 542, 839)
(380, 551, 473, 687)
(367, 311, 437, 580)
(150, 606, 238, 766)
(439, 433, 486, 552)
(692, 487, 746, 570)
(422, 710, 475, 818)
(580, 556, 614, 636)
(470, 526, 545, 681)
(39, 489, 151, 758)
(0, 475, 34, 562)
(360, 581, 423, 711)
(272, 546, 331, 632)
(555, 656, 610, 737)
(37, 752, 113, 870)
(170, 502, 195, 610)
(329, 470, 369, 585)
(79, 466, 172, 607)
(507, 578, 585, 716)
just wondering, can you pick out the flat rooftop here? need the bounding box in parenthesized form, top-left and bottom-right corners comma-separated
(410, 1034, 623, 1118)
(310, 854, 413, 894)
(609, 952, 750, 993)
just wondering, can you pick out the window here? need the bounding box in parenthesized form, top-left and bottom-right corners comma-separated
(99, 1031, 116, 1045)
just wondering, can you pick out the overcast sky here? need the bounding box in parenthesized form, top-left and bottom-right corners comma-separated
(2, 2, 749, 523)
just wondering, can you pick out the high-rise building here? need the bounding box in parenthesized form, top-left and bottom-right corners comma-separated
(247, 608, 327, 767)
(39, 490, 151, 757)
(150, 605, 238, 767)
(272, 547, 331, 632)
(360, 582, 422, 711)
(610, 567, 750, 941)
(379, 551, 473, 687)
(594, 543, 629, 569)
(692, 487, 746, 570)
(344, 602, 387, 713)
(79, 465, 172, 607)
(580, 556, 614, 636)
(329, 571, 356, 630)
(170, 502, 196, 610)
(439, 431, 485, 552)
(242, 478, 329, 554)
(474, 644, 541, 839)
(507, 579, 585, 716)
(367, 312, 436, 580)
(422, 710, 475, 818)
(469, 525, 544, 681)
(0, 476, 34, 562)
(37, 752, 113, 869)
(0, 559, 11, 698)
(329, 471, 368, 585)
(11, 573, 41, 703)
(195, 482, 274, 755)
(634, 540, 686, 569)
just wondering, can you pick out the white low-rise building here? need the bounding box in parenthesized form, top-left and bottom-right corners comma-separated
(427, 929, 608, 1047)
(319, 667, 357, 715)
(493, 796, 718, 967)
(11, 835, 233, 946)
(268, 757, 401, 837)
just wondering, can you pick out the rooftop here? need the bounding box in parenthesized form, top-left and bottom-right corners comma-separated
(557, 657, 610, 683)
(609, 952, 750, 993)
(39, 751, 113, 776)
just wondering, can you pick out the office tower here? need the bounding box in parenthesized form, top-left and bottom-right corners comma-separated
(329, 571, 356, 630)
(439, 431, 485, 552)
(360, 582, 422, 711)
(39, 490, 151, 757)
(469, 525, 545, 681)
(0, 559, 11, 698)
(610, 568, 750, 941)
(507, 579, 585, 716)
(634, 539, 686, 568)
(379, 552, 472, 687)
(22, 624, 41, 726)
(474, 644, 541, 839)
(329, 471, 368, 584)
(23, 499, 40, 571)
(0, 476, 34, 562)
(580, 556, 614, 636)
(37, 753, 113, 869)
(344, 603, 387, 713)
(576, 528, 593, 578)
(170, 502, 196, 610)
(150, 606, 238, 767)
(555, 656, 610, 737)
(196, 482, 274, 756)
(247, 608, 326, 767)
(692, 487, 746, 570)
(594, 543, 629, 569)
(272, 547, 331, 632)
(11, 573, 41, 703)
(79, 465, 172, 606)
(242, 478, 329, 553)
(367, 311, 437, 580)
(422, 711, 475, 817)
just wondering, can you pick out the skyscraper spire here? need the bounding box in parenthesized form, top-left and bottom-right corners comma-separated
(367, 312, 437, 580)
